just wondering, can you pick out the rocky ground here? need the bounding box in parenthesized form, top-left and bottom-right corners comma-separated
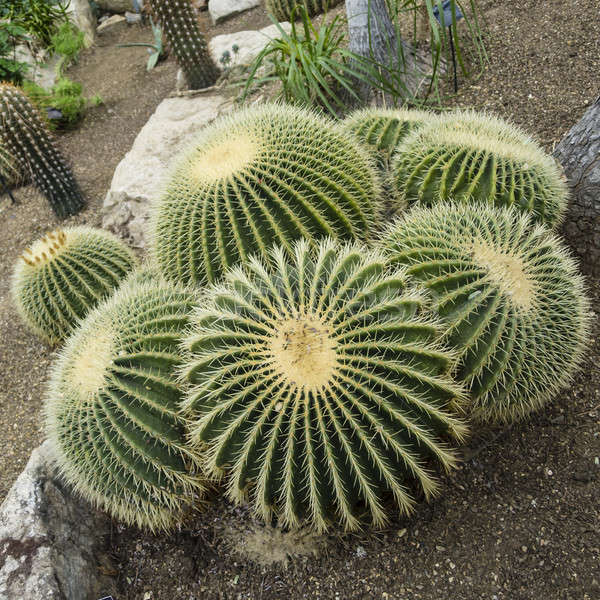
(0, 1, 598, 599)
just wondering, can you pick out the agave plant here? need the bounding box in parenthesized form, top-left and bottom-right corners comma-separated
(382, 202, 591, 423)
(181, 239, 467, 531)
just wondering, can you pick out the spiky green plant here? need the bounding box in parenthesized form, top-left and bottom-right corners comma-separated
(181, 239, 467, 532)
(149, 0, 219, 90)
(151, 104, 381, 286)
(45, 276, 205, 531)
(382, 202, 591, 423)
(11, 227, 137, 345)
(0, 141, 23, 186)
(0, 83, 85, 218)
(266, 0, 343, 21)
(392, 111, 569, 227)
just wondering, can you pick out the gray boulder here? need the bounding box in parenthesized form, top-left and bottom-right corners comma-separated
(209, 0, 260, 24)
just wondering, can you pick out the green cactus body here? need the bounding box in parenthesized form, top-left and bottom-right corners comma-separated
(0, 83, 85, 218)
(266, 0, 343, 20)
(45, 277, 205, 531)
(392, 111, 569, 226)
(1, 142, 24, 187)
(11, 227, 137, 344)
(149, 0, 219, 90)
(181, 239, 467, 531)
(382, 203, 591, 423)
(151, 104, 381, 286)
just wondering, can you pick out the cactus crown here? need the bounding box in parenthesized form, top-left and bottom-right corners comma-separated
(151, 103, 381, 286)
(11, 226, 137, 344)
(0, 83, 84, 218)
(392, 110, 569, 227)
(45, 276, 205, 531)
(181, 239, 467, 532)
(382, 202, 591, 423)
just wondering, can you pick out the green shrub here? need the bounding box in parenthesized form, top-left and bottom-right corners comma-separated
(23, 77, 87, 128)
(0, 20, 30, 84)
(6, 0, 69, 47)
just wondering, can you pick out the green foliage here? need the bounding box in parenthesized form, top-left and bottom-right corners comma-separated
(23, 77, 86, 128)
(118, 17, 166, 71)
(151, 103, 382, 286)
(392, 111, 569, 226)
(382, 202, 591, 423)
(11, 226, 137, 344)
(45, 276, 206, 531)
(0, 83, 85, 217)
(265, 0, 342, 21)
(0, 20, 30, 84)
(181, 239, 467, 531)
(4, 0, 69, 47)
(149, 0, 219, 90)
(50, 21, 84, 71)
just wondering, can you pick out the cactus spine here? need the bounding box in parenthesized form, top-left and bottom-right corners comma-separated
(382, 203, 591, 423)
(149, 0, 219, 90)
(181, 240, 467, 532)
(0, 83, 85, 218)
(151, 104, 381, 286)
(266, 0, 343, 21)
(11, 226, 137, 344)
(1, 142, 24, 187)
(392, 111, 569, 227)
(45, 276, 205, 531)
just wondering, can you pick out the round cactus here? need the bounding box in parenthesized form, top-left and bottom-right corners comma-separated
(45, 276, 205, 531)
(266, 0, 343, 21)
(151, 104, 381, 286)
(11, 226, 137, 344)
(382, 202, 591, 423)
(181, 239, 467, 532)
(392, 111, 569, 227)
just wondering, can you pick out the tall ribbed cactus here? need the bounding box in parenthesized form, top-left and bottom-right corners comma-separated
(45, 276, 205, 531)
(1, 142, 24, 187)
(11, 226, 137, 344)
(392, 111, 569, 227)
(151, 104, 381, 286)
(266, 0, 343, 20)
(181, 240, 467, 532)
(149, 0, 219, 90)
(0, 83, 85, 218)
(382, 203, 591, 423)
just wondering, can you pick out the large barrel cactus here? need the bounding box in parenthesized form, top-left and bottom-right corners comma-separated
(151, 104, 381, 286)
(382, 203, 591, 423)
(392, 111, 569, 227)
(45, 276, 205, 531)
(266, 0, 343, 21)
(0, 83, 85, 218)
(11, 226, 137, 344)
(181, 240, 467, 532)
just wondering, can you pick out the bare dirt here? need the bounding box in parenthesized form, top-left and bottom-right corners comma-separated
(0, 2, 598, 599)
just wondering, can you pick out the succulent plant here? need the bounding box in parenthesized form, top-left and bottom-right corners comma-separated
(392, 111, 569, 227)
(266, 0, 343, 21)
(0, 83, 85, 218)
(151, 104, 381, 286)
(0, 142, 24, 187)
(149, 0, 219, 90)
(382, 202, 591, 423)
(45, 276, 205, 531)
(181, 239, 467, 532)
(11, 226, 137, 344)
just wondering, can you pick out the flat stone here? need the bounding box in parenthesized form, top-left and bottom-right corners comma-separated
(96, 0, 135, 12)
(209, 22, 292, 67)
(97, 13, 127, 33)
(103, 94, 228, 248)
(209, 0, 260, 24)
(0, 442, 114, 600)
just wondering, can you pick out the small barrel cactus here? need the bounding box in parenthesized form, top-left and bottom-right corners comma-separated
(45, 276, 205, 531)
(392, 111, 569, 227)
(11, 226, 137, 344)
(149, 0, 219, 90)
(266, 0, 343, 20)
(382, 202, 591, 423)
(0, 83, 85, 218)
(181, 239, 467, 532)
(151, 104, 381, 286)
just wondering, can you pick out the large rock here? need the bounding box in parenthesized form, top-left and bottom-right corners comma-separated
(103, 94, 227, 248)
(95, 0, 135, 12)
(66, 0, 97, 47)
(0, 442, 114, 600)
(14, 45, 60, 90)
(209, 22, 292, 67)
(209, 0, 260, 24)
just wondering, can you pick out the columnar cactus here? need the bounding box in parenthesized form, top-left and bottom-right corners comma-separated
(11, 226, 137, 344)
(149, 0, 219, 90)
(45, 277, 205, 531)
(266, 0, 343, 20)
(151, 104, 381, 286)
(1, 142, 24, 187)
(0, 83, 85, 218)
(392, 111, 569, 227)
(181, 239, 467, 532)
(382, 203, 591, 423)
